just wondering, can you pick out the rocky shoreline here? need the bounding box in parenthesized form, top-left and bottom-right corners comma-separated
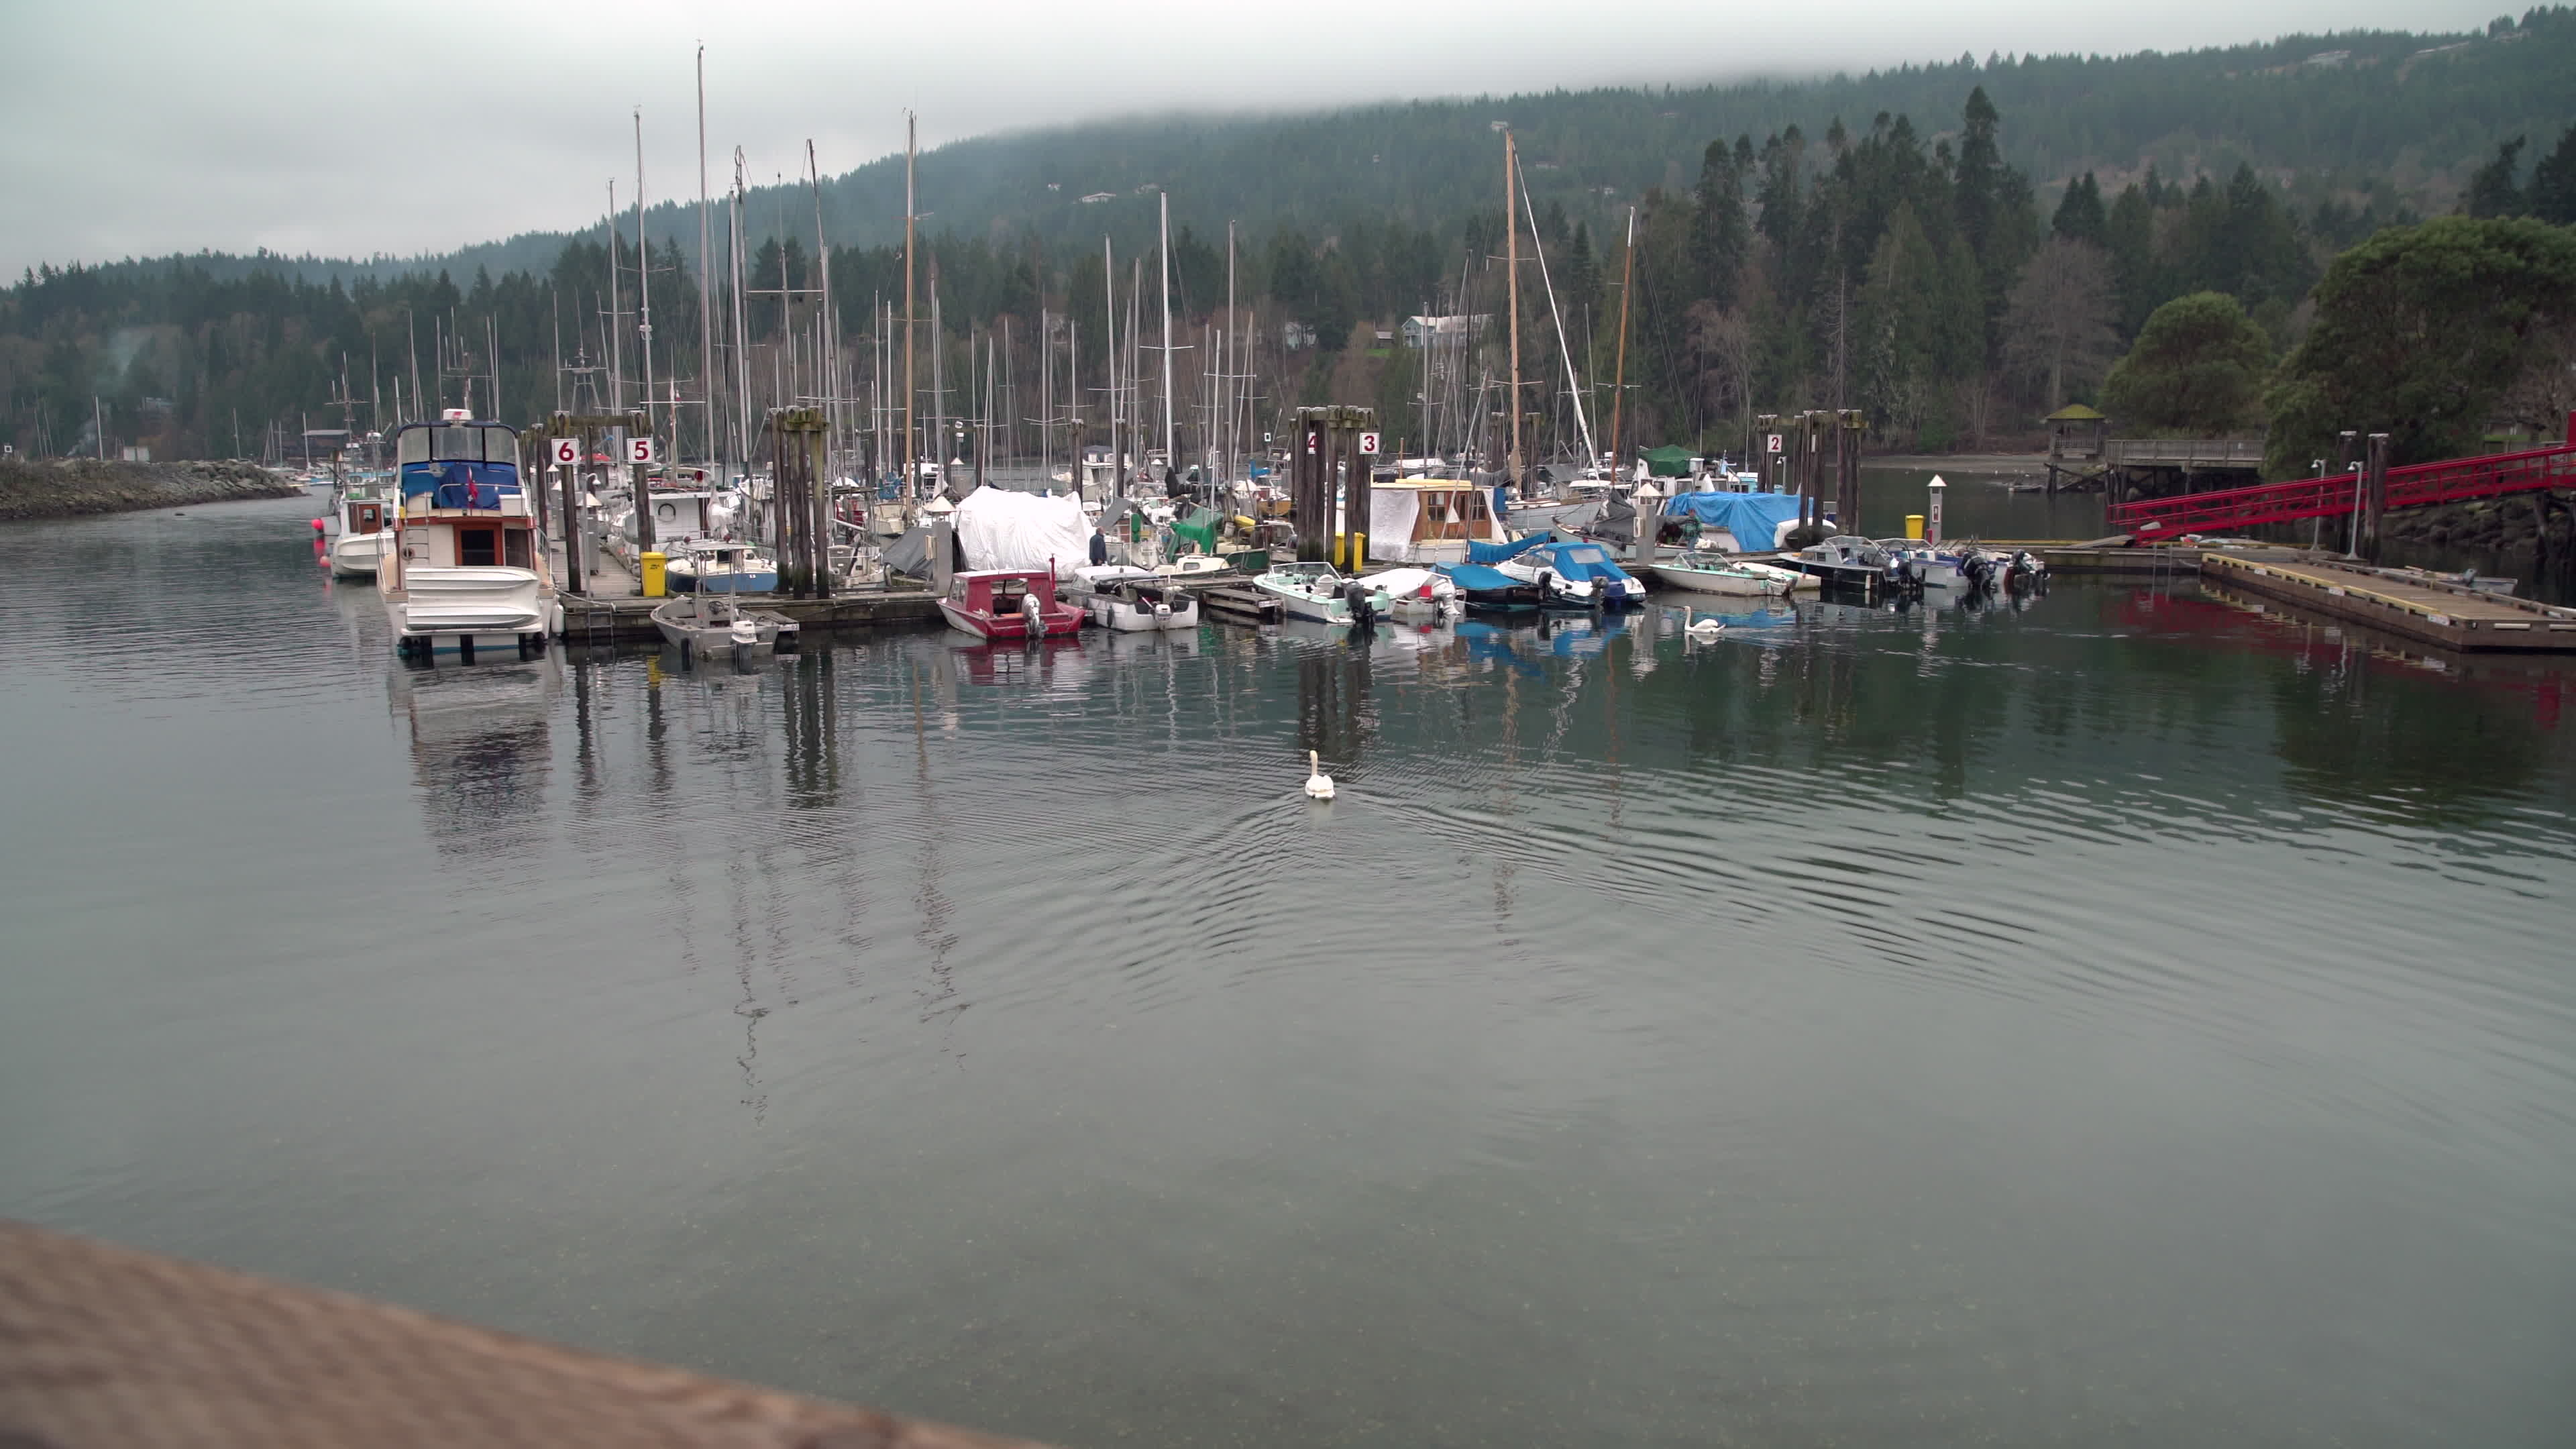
(0, 458, 305, 521)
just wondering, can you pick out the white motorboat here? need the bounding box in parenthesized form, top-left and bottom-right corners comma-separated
(1085, 576, 1200, 631)
(1354, 566, 1458, 622)
(326, 479, 396, 578)
(1252, 561, 1395, 625)
(377, 417, 553, 660)
(665, 539, 780, 594)
(1780, 535, 1900, 592)
(651, 591, 798, 661)
(1649, 552, 1813, 596)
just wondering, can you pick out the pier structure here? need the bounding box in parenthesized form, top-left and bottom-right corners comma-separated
(1287, 405, 1373, 566)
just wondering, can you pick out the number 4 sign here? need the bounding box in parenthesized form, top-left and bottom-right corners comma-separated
(549, 437, 580, 467)
(627, 436, 659, 466)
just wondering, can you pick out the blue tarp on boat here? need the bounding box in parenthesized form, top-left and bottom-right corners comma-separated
(1434, 562, 1532, 598)
(1467, 533, 1548, 565)
(1662, 490, 1800, 547)
(1522, 540, 1639, 587)
(402, 460, 522, 500)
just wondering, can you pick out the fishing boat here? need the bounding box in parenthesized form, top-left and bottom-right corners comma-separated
(938, 568, 1085, 640)
(665, 539, 780, 593)
(325, 478, 396, 578)
(377, 416, 552, 659)
(1492, 539, 1648, 607)
(1252, 561, 1396, 625)
(1649, 551, 1813, 597)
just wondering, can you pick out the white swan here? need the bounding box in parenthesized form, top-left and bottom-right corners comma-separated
(1303, 749, 1335, 799)
(1686, 616, 1726, 638)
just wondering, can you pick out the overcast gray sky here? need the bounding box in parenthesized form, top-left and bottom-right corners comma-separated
(1, 1, 2504, 278)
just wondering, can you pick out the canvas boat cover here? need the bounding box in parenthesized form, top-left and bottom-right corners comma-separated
(879, 525, 934, 579)
(1467, 533, 1549, 565)
(1368, 489, 1421, 553)
(1664, 491, 1802, 549)
(1356, 566, 1446, 598)
(1524, 540, 1637, 584)
(1434, 563, 1525, 594)
(1643, 444, 1695, 476)
(952, 486, 1091, 578)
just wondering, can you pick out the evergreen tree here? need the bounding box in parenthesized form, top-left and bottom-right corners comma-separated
(2463, 136, 2528, 217)
(2051, 173, 2107, 246)
(1692, 138, 1750, 308)
(2523, 125, 2576, 223)
(2101, 291, 2271, 435)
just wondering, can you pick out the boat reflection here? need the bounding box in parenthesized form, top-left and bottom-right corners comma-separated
(386, 654, 559, 865)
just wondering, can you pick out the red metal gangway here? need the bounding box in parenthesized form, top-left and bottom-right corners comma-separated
(2108, 418, 2576, 537)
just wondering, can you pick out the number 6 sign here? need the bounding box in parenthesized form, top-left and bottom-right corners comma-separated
(549, 437, 580, 467)
(627, 436, 659, 466)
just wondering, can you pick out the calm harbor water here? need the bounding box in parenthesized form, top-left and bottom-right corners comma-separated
(4, 494, 2574, 1446)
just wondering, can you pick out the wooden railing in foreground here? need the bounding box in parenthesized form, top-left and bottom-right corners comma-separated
(0, 1219, 1049, 1449)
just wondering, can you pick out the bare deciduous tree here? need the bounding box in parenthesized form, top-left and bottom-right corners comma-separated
(1684, 300, 1756, 435)
(2003, 236, 2120, 411)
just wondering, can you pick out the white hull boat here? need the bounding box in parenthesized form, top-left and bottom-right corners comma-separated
(1254, 561, 1395, 625)
(1650, 555, 1813, 596)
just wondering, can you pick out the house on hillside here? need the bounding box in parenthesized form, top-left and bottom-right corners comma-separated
(1401, 315, 1488, 349)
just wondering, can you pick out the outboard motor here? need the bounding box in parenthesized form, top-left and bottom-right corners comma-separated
(1020, 591, 1045, 639)
(1344, 580, 1378, 632)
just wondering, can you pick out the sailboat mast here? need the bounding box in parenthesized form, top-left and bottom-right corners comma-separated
(1503, 129, 1521, 490)
(729, 154, 751, 470)
(607, 179, 624, 411)
(634, 111, 655, 447)
(1102, 237, 1118, 496)
(809, 139, 836, 478)
(903, 111, 917, 496)
(1224, 219, 1236, 486)
(697, 46, 715, 472)
(1157, 191, 1176, 480)
(1610, 205, 1635, 473)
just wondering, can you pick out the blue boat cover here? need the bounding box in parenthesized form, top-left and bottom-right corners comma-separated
(1467, 533, 1548, 565)
(1525, 541, 1638, 585)
(1662, 491, 1800, 546)
(402, 460, 523, 500)
(1434, 563, 1525, 593)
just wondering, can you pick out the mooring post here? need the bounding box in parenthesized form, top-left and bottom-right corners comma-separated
(2362, 432, 2390, 563)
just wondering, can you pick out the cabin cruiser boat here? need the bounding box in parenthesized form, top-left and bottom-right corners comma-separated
(651, 592, 797, 660)
(1252, 561, 1396, 625)
(665, 539, 780, 594)
(938, 568, 1085, 640)
(1493, 539, 1648, 607)
(377, 416, 552, 659)
(326, 478, 396, 578)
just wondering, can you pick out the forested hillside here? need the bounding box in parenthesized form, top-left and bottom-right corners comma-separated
(7, 11, 2575, 468)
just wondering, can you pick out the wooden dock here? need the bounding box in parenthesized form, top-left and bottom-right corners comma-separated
(2201, 553, 2576, 651)
(1197, 583, 1283, 624)
(549, 540, 941, 645)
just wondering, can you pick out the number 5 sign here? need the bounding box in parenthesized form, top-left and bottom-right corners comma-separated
(627, 436, 659, 466)
(549, 437, 580, 467)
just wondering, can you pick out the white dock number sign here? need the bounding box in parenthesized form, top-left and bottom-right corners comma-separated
(1766, 433, 1783, 453)
(627, 437, 659, 465)
(549, 437, 580, 467)
(1358, 431, 1381, 455)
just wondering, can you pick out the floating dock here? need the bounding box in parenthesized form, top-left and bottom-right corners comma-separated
(2201, 553, 2576, 652)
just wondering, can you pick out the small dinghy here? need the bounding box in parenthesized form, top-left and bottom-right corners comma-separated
(651, 592, 798, 663)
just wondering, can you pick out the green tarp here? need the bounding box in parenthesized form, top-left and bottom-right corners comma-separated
(1643, 445, 1694, 477)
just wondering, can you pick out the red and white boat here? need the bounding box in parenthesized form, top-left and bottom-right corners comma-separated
(938, 569, 1085, 641)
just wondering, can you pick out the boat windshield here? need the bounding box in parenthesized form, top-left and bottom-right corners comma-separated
(1273, 562, 1338, 580)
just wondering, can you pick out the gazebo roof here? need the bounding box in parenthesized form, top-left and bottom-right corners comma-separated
(2045, 403, 2106, 422)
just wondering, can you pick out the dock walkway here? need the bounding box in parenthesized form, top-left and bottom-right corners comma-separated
(2202, 553, 2576, 651)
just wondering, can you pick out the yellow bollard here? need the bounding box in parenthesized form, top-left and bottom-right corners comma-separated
(1905, 514, 1925, 541)
(639, 550, 667, 598)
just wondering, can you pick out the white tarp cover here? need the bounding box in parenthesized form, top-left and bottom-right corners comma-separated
(1366, 489, 1423, 561)
(1356, 566, 1448, 598)
(953, 486, 1091, 579)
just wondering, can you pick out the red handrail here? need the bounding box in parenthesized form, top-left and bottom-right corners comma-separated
(2108, 429, 2576, 536)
